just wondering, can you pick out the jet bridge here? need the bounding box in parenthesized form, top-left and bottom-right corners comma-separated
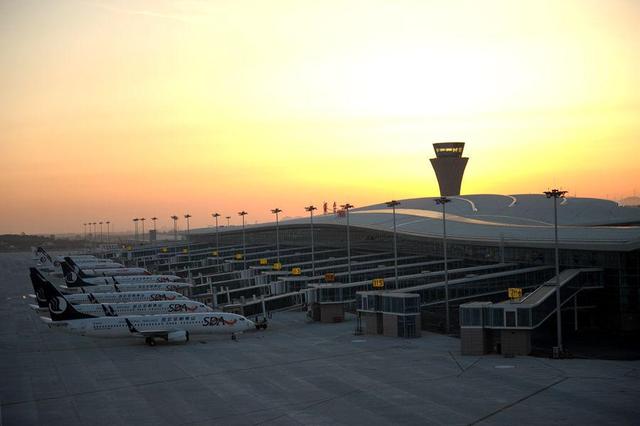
(459, 268, 604, 355)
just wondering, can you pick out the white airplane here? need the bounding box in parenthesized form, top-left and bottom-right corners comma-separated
(61, 257, 148, 279)
(29, 268, 188, 306)
(35, 247, 121, 269)
(60, 281, 192, 294)
(62, 270, 184, 288)
(37, 276, 257, 346)
(30, 275, 211, 316)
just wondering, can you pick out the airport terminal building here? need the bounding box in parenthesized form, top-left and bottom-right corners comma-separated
(190, 194, 640, 336)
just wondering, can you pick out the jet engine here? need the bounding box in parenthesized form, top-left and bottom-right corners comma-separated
(167, 330, 189, 343)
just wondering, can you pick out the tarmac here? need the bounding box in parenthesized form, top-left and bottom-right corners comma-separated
(1, 252, 639, 425)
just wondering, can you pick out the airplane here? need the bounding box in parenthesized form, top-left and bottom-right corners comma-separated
(60, 281, 192, 294)
(34, 247, 121, 269)
(31, 274, 211, 316)
(61, 269, 184, 288)
(61, 257, 149, 279)
(29, 268, 188, 307)
(37, 274, 257, 346)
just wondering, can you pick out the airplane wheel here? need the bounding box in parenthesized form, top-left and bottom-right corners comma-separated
(185, 331, 190, 342)
(261, 323, 268, 330)
(145, 337, 156, 346)
(231, 334, 237, 341)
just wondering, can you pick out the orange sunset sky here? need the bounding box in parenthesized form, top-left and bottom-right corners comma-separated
(1, 0, 639, 235)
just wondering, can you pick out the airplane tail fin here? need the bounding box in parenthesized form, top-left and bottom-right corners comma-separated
(34, 247, 53, 266)
(29, 268, 50, 308)
(61, 257, 88, 285)
(29, 268, 94, 321)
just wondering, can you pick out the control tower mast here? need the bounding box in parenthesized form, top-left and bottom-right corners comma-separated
(429, 142, 469, 196)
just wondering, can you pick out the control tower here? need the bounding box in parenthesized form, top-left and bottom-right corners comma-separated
(429, 142, 469, 196)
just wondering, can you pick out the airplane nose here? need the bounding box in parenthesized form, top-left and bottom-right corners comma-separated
(247, 319, 255, 330)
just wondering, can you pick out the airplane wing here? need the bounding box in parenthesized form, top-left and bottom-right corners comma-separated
(124, 318, 170, 339)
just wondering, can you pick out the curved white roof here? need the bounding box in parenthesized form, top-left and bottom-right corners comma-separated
(194, 194, 640, 250)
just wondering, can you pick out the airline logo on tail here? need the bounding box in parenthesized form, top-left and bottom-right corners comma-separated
(49, 297, 68, 314)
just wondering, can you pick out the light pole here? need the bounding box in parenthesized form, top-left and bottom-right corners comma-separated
(225, 216, 231, 227)
(271, 208, 282, 263)
(212, 213, 221, 259)
(545, 189, 567, 354)
(151, 217, 157, 241)
(435, 196, 451, 334)
(238, 211, 248, 270)
(133, 218, 139, 241)
(341, 203, 354, 283)
(99, 221, 103, 242)
(140, 218, 146, 243)
(93, 222, 97, 241)
(106, 221, 110, 242)
(184, 214, 191, 263)
(83, 223, 87, 240)
(305, 205, 317, 276)
(171, 215, 178, 241)
(386, 200, 401, 289)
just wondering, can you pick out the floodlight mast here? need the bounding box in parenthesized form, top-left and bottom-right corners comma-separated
(106, 221, 110, 242)
(544, 188, 567, 354)
(238, 211, 248, 270)
(305, 205, 317, 276)
(386, 200, 401, 289)
(133, 218, 139, 242)
(341, 203, 354, 283)
(140, 218, 146, 242)
(225, 216, 231, 227)
(271, 208, 282, 263)
(99, 221, 103, 242)
(170, 215, 179, 241)
(435, 196, 451, 334)
(184, 214, 192, 263)
(212, 213, 221, 261)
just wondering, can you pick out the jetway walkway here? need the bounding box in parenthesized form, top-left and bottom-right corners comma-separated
(460, 268, 604, 330)
(311, 263, 520, 305)
(459, 268, 604, 356)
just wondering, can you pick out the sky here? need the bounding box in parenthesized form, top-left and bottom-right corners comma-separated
(1, 0, 639, 234)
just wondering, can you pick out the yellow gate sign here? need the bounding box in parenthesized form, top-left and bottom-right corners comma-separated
(161, 247, 168, 253)
(126, 245, 133, 251)
(272, 262, 282, 271)
(212, 250, 218, 257)
(372, 278, 384, 289)
(234, 253, 243, 260)
(291, 267, 302, 276)
(324, 272, 336, 282)
(259, 258, 268, 265)
(508, 288, 522, 299)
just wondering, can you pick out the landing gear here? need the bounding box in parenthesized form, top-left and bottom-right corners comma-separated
(231, 333, 238, 341)
(185, 331, 190, 342)
(145, 337, 156, 346)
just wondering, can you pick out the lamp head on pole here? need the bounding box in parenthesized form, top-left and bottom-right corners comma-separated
(271, 208, 282, 215)
(238, 211, 247, 216)
(170, 215, 178, 221)
(184, 214, 191, 219)
(386, 200, 400, 208)
(434, 196, 451, 205)
(341, 203, 354, 210)
(212, 213, 220, 218)
(304, 205, 317, 213)
(544, 189, 567, 199)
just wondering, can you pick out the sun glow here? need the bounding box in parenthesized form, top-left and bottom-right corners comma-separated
(1, 0, 639, 233)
